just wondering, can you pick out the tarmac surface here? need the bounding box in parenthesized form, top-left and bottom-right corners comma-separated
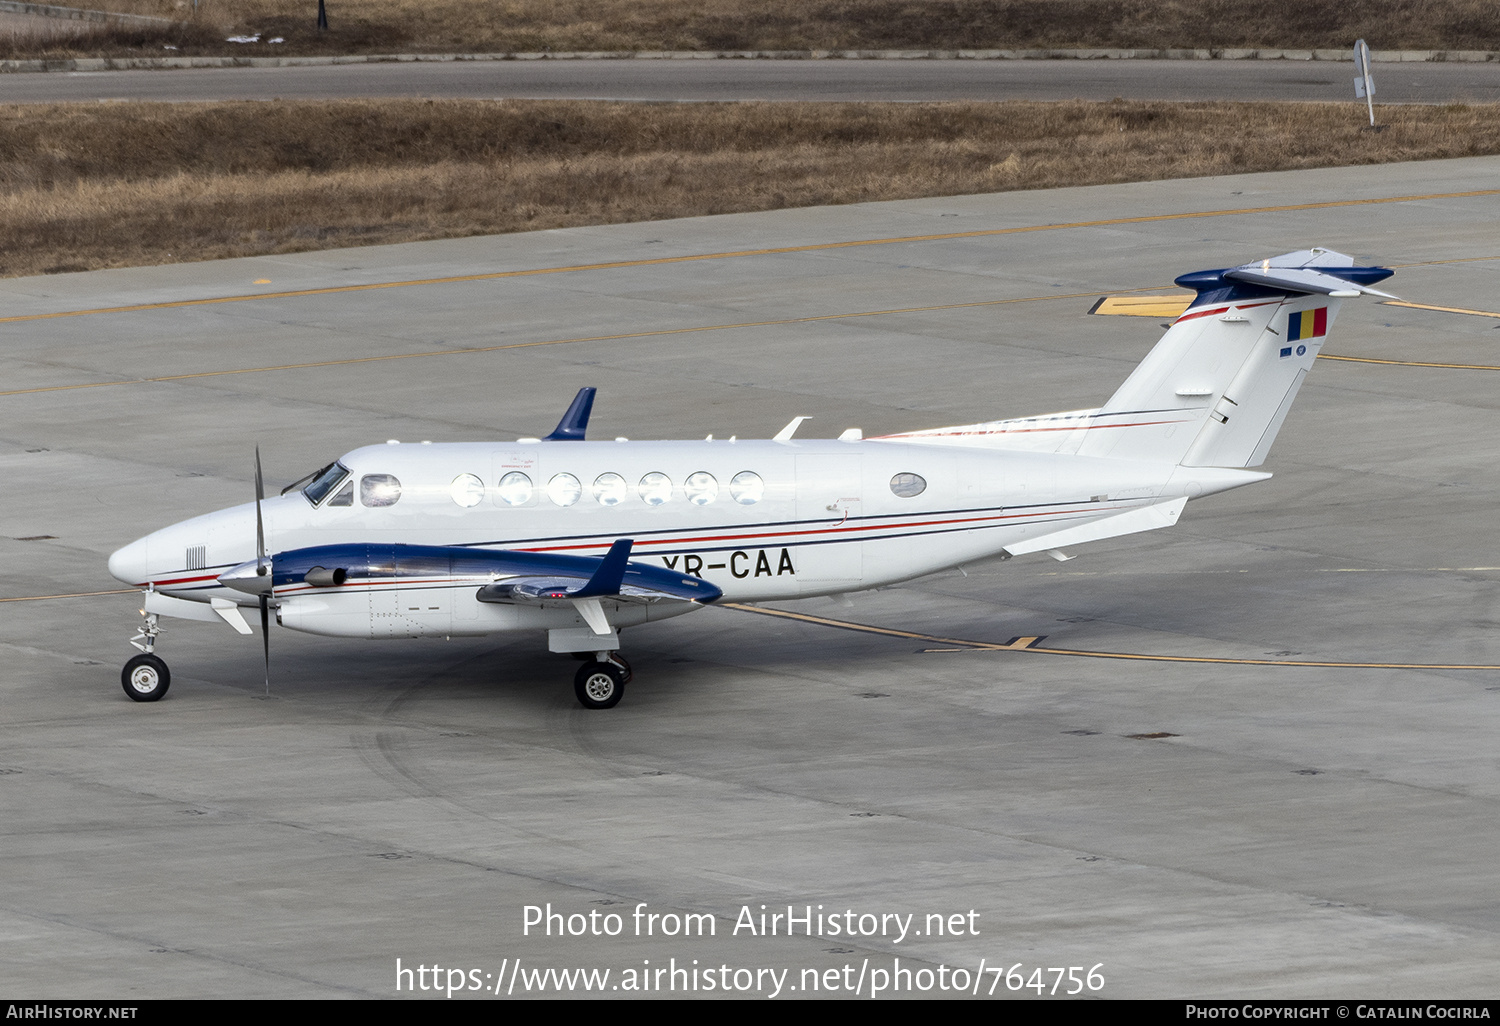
(5, 56, 1500, 104)
(3, 158, 1500, 999)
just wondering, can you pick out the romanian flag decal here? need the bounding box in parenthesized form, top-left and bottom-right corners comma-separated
(1286, 307, 1328, 342)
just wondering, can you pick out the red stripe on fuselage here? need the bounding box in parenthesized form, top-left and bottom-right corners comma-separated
(876, 416, 1191, 440)
(1171, 299, 1279, 325)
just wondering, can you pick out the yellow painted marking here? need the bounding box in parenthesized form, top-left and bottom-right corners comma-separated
(0, 589, 135, 603)
(1389, 255, 1500, 267)
(1380, 300, 1500, 319)
(1034, 566, 1500, 578)
(721, 602, 1023, 649)
(1089, 294, 1194, 317)
(253, 279, 271, 284)
(725, 603, 1500, 670)
(0, 288, 1152, 398)
(1317, 353, 1500, 371)
(0, 187, 1496, 327)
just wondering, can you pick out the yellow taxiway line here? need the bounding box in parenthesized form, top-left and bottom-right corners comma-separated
(1, 187, 1496, 328)
(724, 603, 1500, 671)
(0, 589, 136, 603)
(1380, 300, 1500, 319)
(1317, 354, 1500, 370)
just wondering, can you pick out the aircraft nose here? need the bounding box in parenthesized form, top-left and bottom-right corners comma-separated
(108, 537, 149, 586)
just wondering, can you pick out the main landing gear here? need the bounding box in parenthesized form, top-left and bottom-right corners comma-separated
(572, 653, 632, 710)
(121, 612, 170, 702)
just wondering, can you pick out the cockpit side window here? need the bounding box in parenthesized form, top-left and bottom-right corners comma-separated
(326, 480, 354, 507)
(361, 474, 402, 507)
(302, 462, 350, 506)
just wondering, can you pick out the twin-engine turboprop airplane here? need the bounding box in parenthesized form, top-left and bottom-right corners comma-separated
(108, 248, 1395, 708)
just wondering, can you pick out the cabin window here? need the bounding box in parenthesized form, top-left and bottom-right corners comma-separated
(638, 472, 672, 506)
(548, 473, 582, 507)
(497, 472, 533, 506)
(451, 474, 485, 508)
(890, 472, 927, 498)
(301, 461, 349, 505)
(327, 481, 354, 507)
(685, 471, 718, 506)
(593, 473, 627, 506)
(360, 474, 402, 507)
(730, 471, 764, 505)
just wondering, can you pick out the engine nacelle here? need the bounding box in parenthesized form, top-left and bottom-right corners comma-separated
(276, 589, 678, 639)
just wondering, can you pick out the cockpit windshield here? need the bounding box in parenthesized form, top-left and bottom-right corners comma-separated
(300, 462, 350, 506)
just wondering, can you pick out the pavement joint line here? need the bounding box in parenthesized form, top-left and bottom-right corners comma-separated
(2, 188, 1497, 330)
(4, 48, 1499, 74)
(0, 287, 1153, 398)
(8, 279, 1500, 400)
(724, 603, 1500, 670)
(10, 565, 1495, 604)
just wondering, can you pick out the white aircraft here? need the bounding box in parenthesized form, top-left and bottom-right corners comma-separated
(108, 248, 1395, 709)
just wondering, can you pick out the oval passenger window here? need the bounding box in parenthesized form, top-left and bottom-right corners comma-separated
(360, 474, 402, 507)
(890, 473, 927, 498)
(684, 471, 718, 506)
(548, 473, 582, 507)
(730, 471, 764, 505)
(593, 473, 628, 506)
(450, 474, 485, 508)
(638, 472, 672, 506)
(496, 472, 533, 506)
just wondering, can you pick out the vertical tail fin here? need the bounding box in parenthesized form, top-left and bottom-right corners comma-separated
(1075, 249, 1395, 467)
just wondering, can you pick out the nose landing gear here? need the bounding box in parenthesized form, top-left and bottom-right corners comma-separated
(122, 611, 170, 702)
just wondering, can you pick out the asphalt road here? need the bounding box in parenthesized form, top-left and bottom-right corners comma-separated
(5, 57, 1500, 104)
(4, 157, 1500, 997)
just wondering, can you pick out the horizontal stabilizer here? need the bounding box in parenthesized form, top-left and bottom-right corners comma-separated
(1224, 265, 1397, 299)
(1003, 497, 1187, 557)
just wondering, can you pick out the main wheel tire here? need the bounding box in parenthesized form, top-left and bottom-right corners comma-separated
(573, 662, 625, 710)
(121, 654, 170, 702)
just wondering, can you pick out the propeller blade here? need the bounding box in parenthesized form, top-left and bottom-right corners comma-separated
(254, 446, 267, 575)
(260, 593, 270, 697)
(254, 448, 271, 696)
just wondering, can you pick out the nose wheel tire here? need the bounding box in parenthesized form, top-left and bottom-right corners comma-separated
(574, 662, 625, 710)
(122, 654, 170, 702)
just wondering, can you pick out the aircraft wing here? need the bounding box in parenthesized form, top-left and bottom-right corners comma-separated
(472, 539, 720, 605)
(477, 575, 717, 604)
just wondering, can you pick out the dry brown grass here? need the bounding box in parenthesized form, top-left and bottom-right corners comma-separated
(1, 98, 1497, 278)
(8, 0, 1500, 58)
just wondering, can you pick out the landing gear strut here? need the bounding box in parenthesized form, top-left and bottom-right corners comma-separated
(122, 610, 170, 702)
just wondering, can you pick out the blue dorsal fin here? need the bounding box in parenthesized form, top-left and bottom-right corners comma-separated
(571, 539, 633, 598)
(544, 387, 597, 441)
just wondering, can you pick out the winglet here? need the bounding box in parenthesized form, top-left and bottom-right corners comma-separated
(572, 539, 634, 598)
(544, 387, 597, 441)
